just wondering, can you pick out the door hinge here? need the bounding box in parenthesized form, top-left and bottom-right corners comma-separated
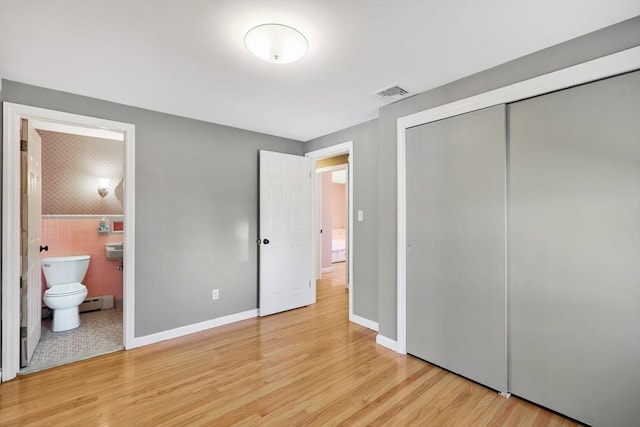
(20, 139, 27, 152)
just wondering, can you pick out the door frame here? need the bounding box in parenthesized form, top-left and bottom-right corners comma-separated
(305, 142, 355, 323)
(394, 46, 640, 355)
(2, 103, 136, 381)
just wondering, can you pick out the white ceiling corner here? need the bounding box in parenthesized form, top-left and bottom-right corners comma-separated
(0, 1, 638, 142)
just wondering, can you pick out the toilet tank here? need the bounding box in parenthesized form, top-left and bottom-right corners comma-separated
(41, 255, 91, 287)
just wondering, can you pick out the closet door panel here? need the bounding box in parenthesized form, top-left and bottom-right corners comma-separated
(406, 105, 507, 392)
(509, 71, 640, 427)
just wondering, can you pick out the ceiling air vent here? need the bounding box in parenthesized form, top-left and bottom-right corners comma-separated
(373, 83, 409, 102)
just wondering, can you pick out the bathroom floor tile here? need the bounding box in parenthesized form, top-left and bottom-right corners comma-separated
(19, 307, 123, 375)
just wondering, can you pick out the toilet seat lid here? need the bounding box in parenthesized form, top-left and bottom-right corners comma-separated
(44, 283, 87, 297)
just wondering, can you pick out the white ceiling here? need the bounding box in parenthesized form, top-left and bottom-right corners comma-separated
(1, 1, 639, 141)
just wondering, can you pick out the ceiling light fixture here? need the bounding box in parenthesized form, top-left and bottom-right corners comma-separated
(244, 24, 308, 64)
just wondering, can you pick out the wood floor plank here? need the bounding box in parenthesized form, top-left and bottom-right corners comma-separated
(0, 263, 578, 426)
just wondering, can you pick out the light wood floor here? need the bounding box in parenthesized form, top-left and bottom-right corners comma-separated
(0, 263, 577, 426)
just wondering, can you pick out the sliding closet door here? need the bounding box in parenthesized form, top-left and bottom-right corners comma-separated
(406, 105, 507, 392)
(509, 71, 640, 426)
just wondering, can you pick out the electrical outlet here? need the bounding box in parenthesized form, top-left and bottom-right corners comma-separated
(212, 289, 219, 300)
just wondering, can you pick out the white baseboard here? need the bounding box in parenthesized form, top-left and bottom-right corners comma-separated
(350, 314, 379, 332)
(376, 334, 398, 352)
(128, 309, 258, 349)
(321, 267, 334, 273)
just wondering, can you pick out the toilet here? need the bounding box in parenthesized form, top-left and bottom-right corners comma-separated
(42, 255, 90, 332)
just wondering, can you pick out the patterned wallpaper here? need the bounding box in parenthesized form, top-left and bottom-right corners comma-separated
(40, 130, 124, 215)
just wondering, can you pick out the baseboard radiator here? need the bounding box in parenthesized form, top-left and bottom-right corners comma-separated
(79, 295, 115, 313)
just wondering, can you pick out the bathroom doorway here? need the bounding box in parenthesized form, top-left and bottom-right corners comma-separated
(2, 103, 136, 382)
(19, 120, 125, 374)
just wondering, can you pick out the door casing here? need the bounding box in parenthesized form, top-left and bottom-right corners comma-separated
(306, 141, 367, 330)
(2, 103, 136, 381)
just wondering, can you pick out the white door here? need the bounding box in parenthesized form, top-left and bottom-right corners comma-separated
(24, 121, 43, 365)
(259, 150, 313, 316)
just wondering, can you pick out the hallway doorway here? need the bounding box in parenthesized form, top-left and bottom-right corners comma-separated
(318, 162, 348, 290)
(305, 141, 354, 321)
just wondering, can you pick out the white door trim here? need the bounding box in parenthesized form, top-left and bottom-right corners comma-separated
(396, 46, 640, 355)
(305, 142, 357, 325)
(2, 103, 136, 381)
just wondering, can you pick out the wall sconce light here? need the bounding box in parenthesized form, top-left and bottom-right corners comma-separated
(98, 178, 110, 198)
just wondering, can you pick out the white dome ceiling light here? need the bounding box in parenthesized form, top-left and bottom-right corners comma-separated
(244, 24, 308, 64)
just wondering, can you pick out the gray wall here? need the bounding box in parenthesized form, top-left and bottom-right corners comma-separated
(376, 15, 640, 339)
(305, 119, 379, 322)
(0, 80, 304, 336)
